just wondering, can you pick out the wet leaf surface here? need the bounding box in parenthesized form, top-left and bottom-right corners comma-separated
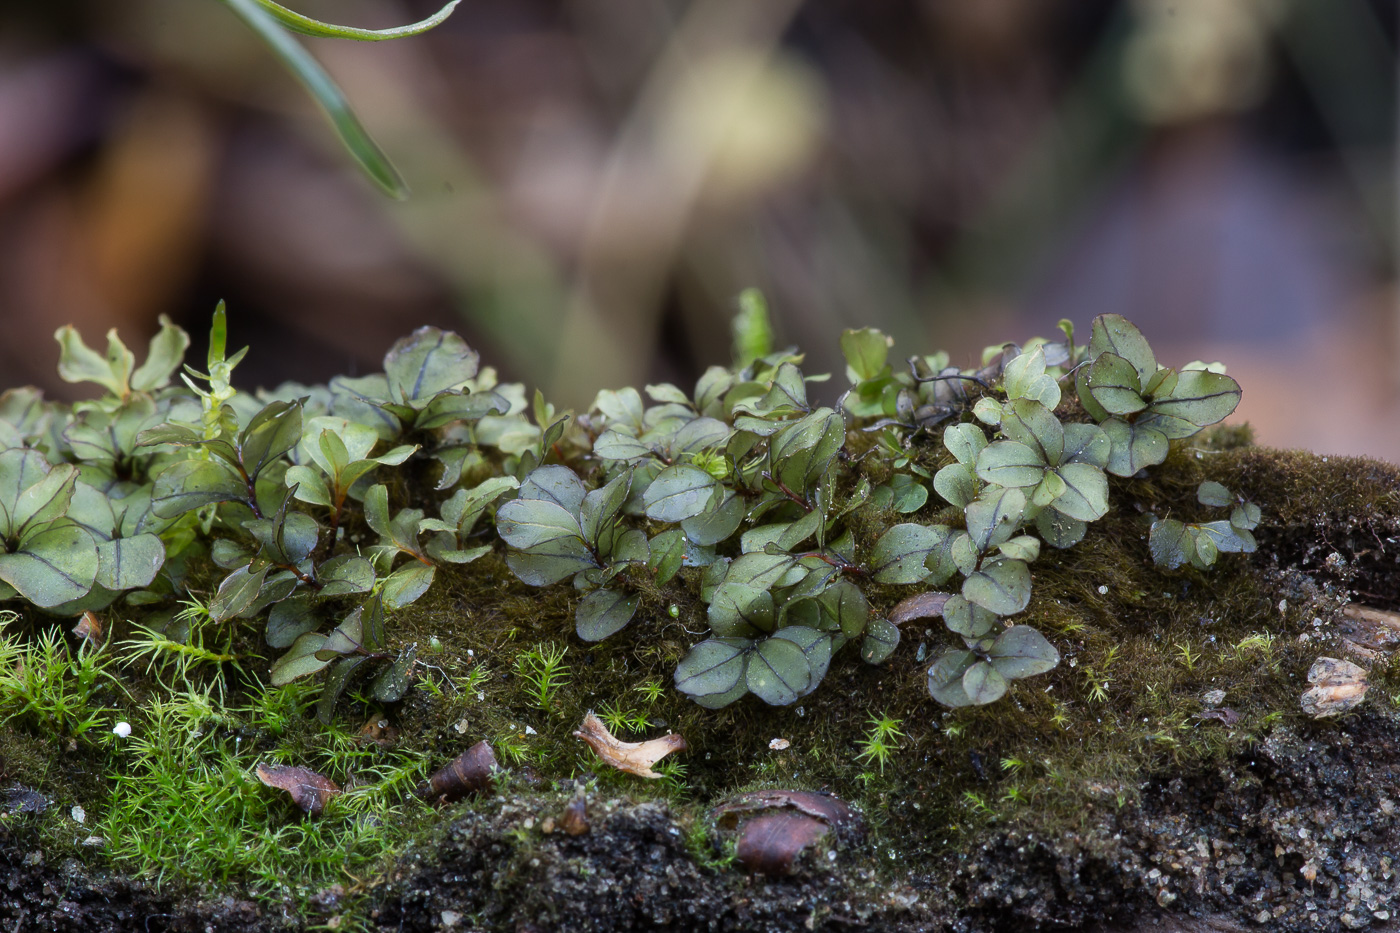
(255, 764, 341, 817)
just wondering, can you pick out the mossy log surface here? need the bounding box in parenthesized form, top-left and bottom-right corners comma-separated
(2, 439, 1399, 933)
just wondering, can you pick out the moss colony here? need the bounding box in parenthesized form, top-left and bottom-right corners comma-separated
(0, 301, 1397, 932)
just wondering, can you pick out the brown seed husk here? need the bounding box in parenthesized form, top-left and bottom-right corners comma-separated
(560, 795, 589, 836)
(734, 812, 830, 876)
(417, 740, 498, 804)
(889, 591, 951, 626)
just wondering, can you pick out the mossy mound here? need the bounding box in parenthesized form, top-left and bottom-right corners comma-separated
(0, 438, 1397, 932)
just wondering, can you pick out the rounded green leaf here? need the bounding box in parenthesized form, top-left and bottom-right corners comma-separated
(962, 661, 1008, 705)
(239, 401, 303, 483)
(965, 487, 1027, 552)
(1001, 399, 1064, 466)
(708, 583, 775, 637)
(270, 632, 332, 686)
(580, 470, 633, 550)
(926, 530, 977, 585)
(1036, 504, 1086, 549)
(996, 534, 1040, 564)
(1002, 345, 1060, 408)
(943, 423, 987, 466)
(1197, 481, 1233, 507)
(860, 617, 900, 665)
(1231, 502, 1261, 531)
(1100, 418, 1169, 478)
(942, 594, 997, 638)
(869, 523, 946, 584)
(594, 429, 652, 462)
(681, 488, 744, 547)
(0, 522, 98, 607)
(383, 327, 479, 406)
(1089, 314, 1157, 387)
(370, 645, 419, 704)
(927, 649, 977, 707)
(575, 587, 640, 642)
(381, 562, 435, 609)
(1049, 462, 1108, 522)
(517, 464, 587, 513)
(771, 626, 833, 698)
(962, 556, 1031, 616)
(643, 465, 718, 523)
(1061, 423, 1110, 468)
(769, 408, 845, 493)
(318, 554, 376, 596)
(495, 498, 584, 550)
(267, 596, 320, 649)
(210, 564, 271, 622)
(975, 441, 1045, 489)
(1144, 370, 1242, 436)
(934, 462, 979, 509)
(988, 625, 1059, 678)
(887, 474, 929, 513)
(746, 636, 811, 706)
(1148, 518, 1192, 570)
(675, 637, 751, 699)
(1084, 352, 1146, 416)
(94, 534, 165, 591)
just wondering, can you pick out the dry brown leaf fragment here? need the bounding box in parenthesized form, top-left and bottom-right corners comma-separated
(255, 764, 341, 817)
(1339, 604, 1400, 653)
(735, 812, 830, 876)
(1300, 656, 1368, 719)
(888, 592, 951, 626)
(573, 711, 686, 779)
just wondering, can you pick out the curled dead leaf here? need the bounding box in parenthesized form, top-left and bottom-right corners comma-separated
(889, 592, 951, 626)
(1300, 656, 1368, 719)
(1195, 708, 1240, 726)
(416, 740, 499, 804)
(256, 764, 341, 817)
(71, 612, 103, 647)
(573, 711, 686, 779)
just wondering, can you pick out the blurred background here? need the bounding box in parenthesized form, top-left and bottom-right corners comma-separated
(1, 0, 1397, 458)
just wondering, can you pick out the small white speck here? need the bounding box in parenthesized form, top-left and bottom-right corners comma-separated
(454, 718, 469, 734)
(112, 722, 131, 738)
(826, 850, 837, 862)
(71, 806, 85, 824)
(467, 649, 475, 657)
(524, 725, 537, 735)
(476, 691, 484, 701)
(80, 835, 105, 847)
(1097, 585, 1109, 595)
(795, 707, 805, 718)
(769, 738, 790, 751)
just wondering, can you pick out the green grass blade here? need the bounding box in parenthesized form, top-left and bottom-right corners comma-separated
(252, 0, 460, 41)
(219, 0, 409, 199)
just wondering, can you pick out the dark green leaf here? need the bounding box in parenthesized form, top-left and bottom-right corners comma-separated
(708, 583, 775, 637)
(517, 464, 587, 513)
(269, 631, 331, 686)
(1048, 462, 1108, 522)
(746, 636, 810, 706)
(575, 587, 639, 642)
(942, 594, 997, 638)
(965, 487, 1026, 552)
(210, 564, 270, 622)
(769, 408, 844, 493)
(239, 400, 303, 483)
(381, 562, 435, 609)
(962, 661, 1008, 705)
(0, 522, 98, 607)
(927, 649, 976, 707)
(681, 488, 744, 547)
(644, 465, 718, 523)
(1100, 418, 1169, 477)
(94, 534, 165, 590)
(674, 637, 750, 699)
(267, 596, 320, 649)
(771, 626, 832, 698)
(496, 498, 585, 550)
(1148, 519, 1192, 570)
(647, 528, 686, 586)
(504, 540, 596, 586)
(962, 556, 1031, 616)
(869, 523, 945, 584)
(1197, 481, 1233, 507)
(860, 617, 900, 664)
(318, 554, 376, 596)
(580, 470, 632, 550)
(316, 656, 367, 723)
(369, 645, 419, 703)
(988, 626, 1059, 678)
